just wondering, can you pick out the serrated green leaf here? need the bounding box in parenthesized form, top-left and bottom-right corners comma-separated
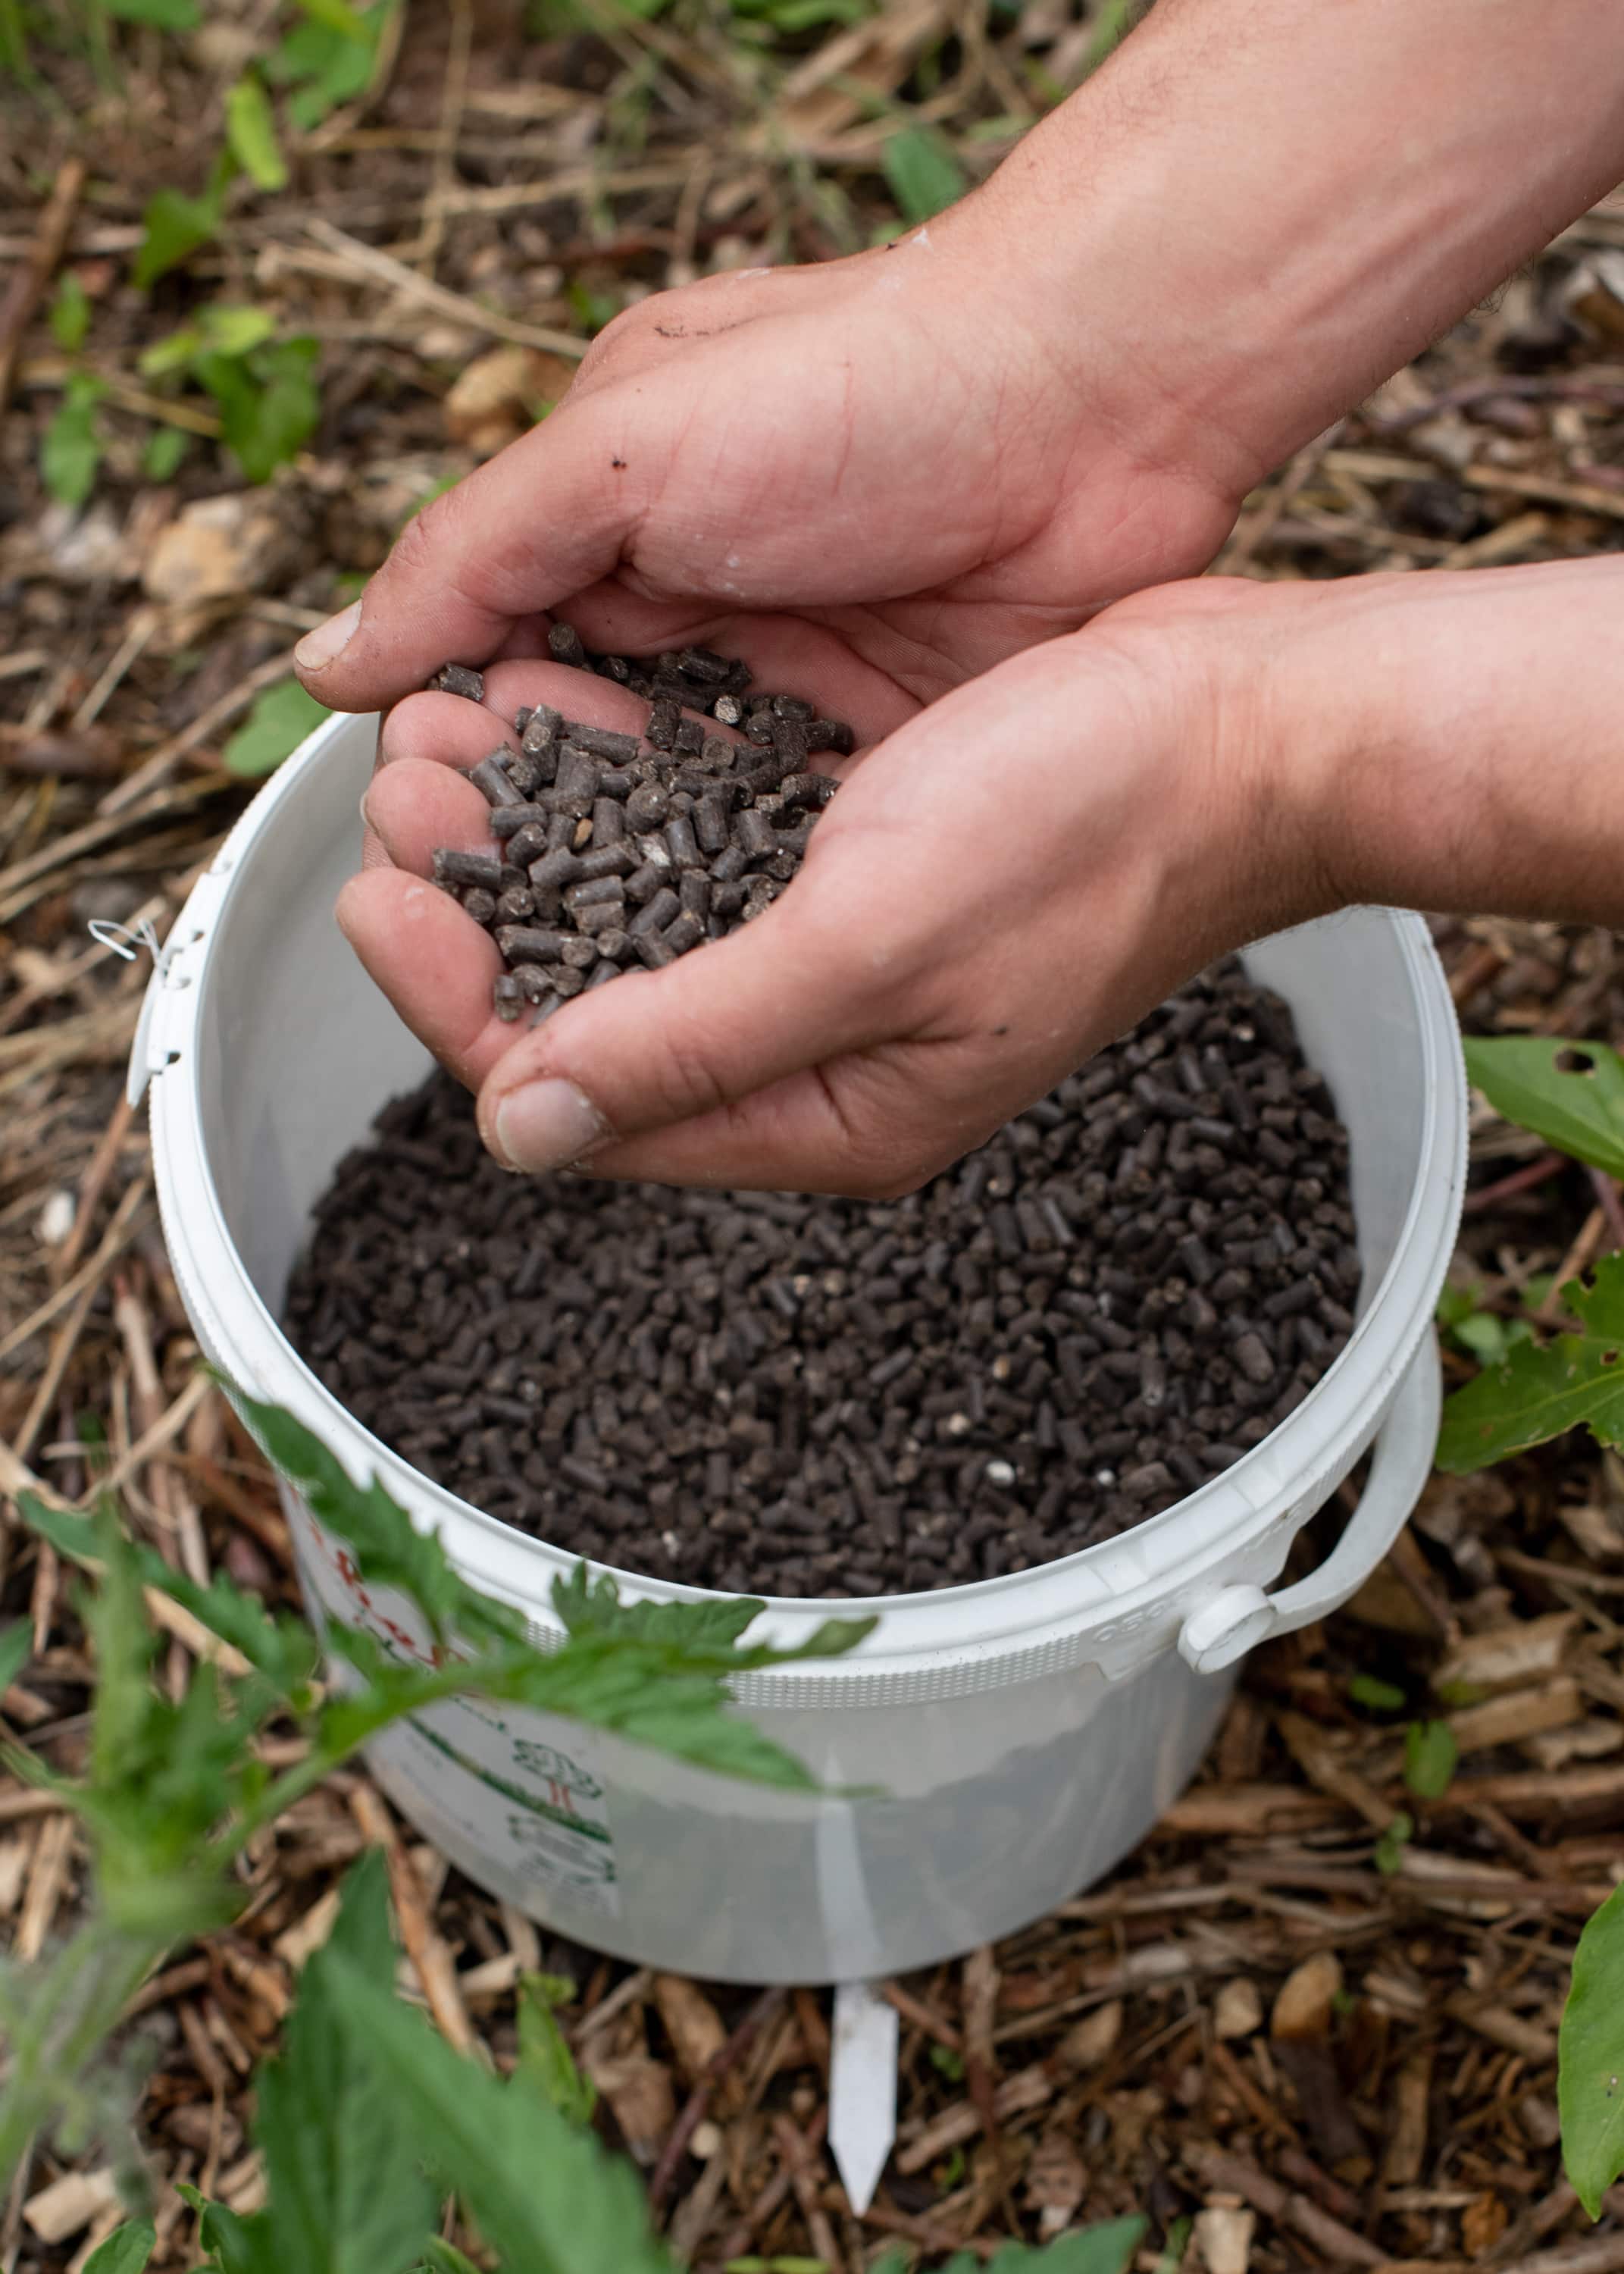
(324, 1956, 674, 2274)
(14, 1496, 101, 1565)
(1464, 1036, 1624, 1183)
(50, 271, 90, 353)
(0, 1622, 32, 1694)
(82, 2222, 157, 2274)
(230, 1852, 437, 2274)
(230, 1390, 518, 1646)
(17, 1489, 313, 1699)
(881, 127, 967, 224)
(142, 424, 189, 481)
(223, 680, 331, 778)
(41, 373, 106, 509)
(552, 1565, 762, 1650)
(1438, 1253, 1624, 1472)
(226, 73, 288, 193)
(1560, 1880, 1624, 2216)
(1403, 1719, 1457, 1800)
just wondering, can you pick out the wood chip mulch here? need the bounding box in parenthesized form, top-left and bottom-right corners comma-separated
(6, 8, 1624, 2269)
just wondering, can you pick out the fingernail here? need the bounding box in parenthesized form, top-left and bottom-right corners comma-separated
(493, 1079, 610, 1173)
(296, 598, 362, 673)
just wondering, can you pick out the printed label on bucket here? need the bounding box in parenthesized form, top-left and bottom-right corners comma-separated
(290, 1503, 621, 1916)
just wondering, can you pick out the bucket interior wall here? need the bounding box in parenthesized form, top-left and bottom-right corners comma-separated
(172, 714, 1453, 1978)
(196, 723, 1429, 1326)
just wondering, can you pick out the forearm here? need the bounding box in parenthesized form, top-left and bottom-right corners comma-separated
(963, 0, 1624, 493)
(1245, 560, 1624, 929)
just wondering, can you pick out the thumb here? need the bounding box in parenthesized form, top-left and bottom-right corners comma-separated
(474, 884, 932, 1182)
(292, 384, 665, 713)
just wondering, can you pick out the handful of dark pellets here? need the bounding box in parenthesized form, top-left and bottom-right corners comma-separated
(286, 963, 1362, 1600)
(427, 628, 854, 1029)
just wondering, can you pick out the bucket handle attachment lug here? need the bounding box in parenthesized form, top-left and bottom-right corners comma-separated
(1177, 1344, 1441, 1677)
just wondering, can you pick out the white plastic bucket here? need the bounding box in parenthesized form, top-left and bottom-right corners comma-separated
(136, 712, 1466, 1984)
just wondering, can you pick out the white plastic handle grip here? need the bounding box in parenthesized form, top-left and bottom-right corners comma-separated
(1177, 1342, 1441, 1677)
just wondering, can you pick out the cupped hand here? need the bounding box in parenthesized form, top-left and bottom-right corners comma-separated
(339, 582, 1328, 1196)
(294, 205, 1253, 725)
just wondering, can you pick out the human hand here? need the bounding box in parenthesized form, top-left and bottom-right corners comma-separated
(338, 580, 1329, 1195)
(293, 211, 1250, 732)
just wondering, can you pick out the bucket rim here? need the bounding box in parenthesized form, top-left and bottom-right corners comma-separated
(142, 709, 1468, 1674)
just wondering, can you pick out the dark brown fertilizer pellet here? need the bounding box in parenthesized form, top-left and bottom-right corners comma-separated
(285, 961, 1360, 1599)
(432, 663, 484, 701)
(426, 640, 856, 1028)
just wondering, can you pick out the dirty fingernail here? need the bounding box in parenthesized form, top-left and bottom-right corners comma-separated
(493, 1079, 609, 1173)
(296, 598, 362, 672)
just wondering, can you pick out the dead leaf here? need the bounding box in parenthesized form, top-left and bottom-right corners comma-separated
(443, 345, 577, 455)
(1462, 2191, 1509, 2257)
(1025, 2127, 1086, 2235)
(1213, 1980, 1263, 2041)
(143, 493, 300, 607)
(1272, 1952, 1341, 2041)
(1058, 1998, 1122, 2071)
(584, 2048, 676, 2166)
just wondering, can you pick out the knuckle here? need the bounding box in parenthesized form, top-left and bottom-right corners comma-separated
(574, 298, 662, 385)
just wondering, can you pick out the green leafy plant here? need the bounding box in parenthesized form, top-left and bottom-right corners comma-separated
(1402, 1718, 1457, 1800)
(140, 305, 321, 482)
(263, 0, 392, 129)
(1435, 1033, 1624, 2219)
(40, 371, 108, 509)
(224, 678, 332, 776)
(1347, 1672, 1406, 1713)
(1560, 1882, 1624, 2217)
(50, 270, 91, 353)
(515, 1972, 598, 2124)
(873, 2222, 1147, 2274)
(83, 2222, 158, 2272)
(1438, 1038, 1624, 1472)
(134, 149, 237, 290)
(108, 0, 201, 23)
(0, 1387, 870, 2191)
(1438, 1254, 1624, 1473)
(1373, 1812, 1413, 1876)
(1463, 1037, 1624, 1182)
(881, 124, 968, 223)
(1436, 1280, 1536, 1367)
(226, 69, 289, 192)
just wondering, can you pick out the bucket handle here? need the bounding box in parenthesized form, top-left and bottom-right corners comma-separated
(1177, 1343, 1441, 1677)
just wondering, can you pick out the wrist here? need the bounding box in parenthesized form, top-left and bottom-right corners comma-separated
(1211, 561, 1624, 935)
(1079, 579, 1346, 945)
(960, 0, 1624, 490)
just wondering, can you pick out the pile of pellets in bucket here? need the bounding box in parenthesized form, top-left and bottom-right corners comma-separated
(425, 629, 853, 1029)
(284, 962, 1362, 1598)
